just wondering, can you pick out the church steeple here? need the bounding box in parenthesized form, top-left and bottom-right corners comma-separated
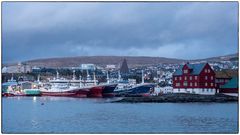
(120, 58, 129, 74)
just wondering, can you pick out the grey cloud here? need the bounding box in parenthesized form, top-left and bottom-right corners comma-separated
(2, 2, 238, 63)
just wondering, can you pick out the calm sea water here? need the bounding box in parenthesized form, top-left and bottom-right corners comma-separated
(2, 96, 238, 133)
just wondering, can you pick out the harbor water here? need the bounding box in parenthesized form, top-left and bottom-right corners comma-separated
(2, 97, 238, 133)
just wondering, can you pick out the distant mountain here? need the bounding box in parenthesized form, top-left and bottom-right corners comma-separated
(25, 56, 186, 68)
(4, 53, 238, 68)
(196, 53, 239, 62)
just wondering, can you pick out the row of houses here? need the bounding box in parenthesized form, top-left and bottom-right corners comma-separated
(172, 63, 238, 96)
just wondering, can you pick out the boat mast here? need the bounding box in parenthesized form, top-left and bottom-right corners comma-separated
(56, 71, 59, 79)
(142, 70, 144, 84)
(11, 73, 14, 81)
(79, 75, 82, 88)
(37, 74, 40, 82)
(72, 70, 76, 80)
(93, 71, 97, 85)
(118, 70, 121, 81)
(107, 71, 110, 84)
(86, 70, 90, 81)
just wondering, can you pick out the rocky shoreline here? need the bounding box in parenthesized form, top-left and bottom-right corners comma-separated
(112, 93, 238, 103)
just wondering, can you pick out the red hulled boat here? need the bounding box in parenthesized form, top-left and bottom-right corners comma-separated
(87, 85, 104, 98)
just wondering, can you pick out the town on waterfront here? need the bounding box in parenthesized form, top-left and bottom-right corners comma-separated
(2, 1, 238, 134)
(2, 55, 239, 99)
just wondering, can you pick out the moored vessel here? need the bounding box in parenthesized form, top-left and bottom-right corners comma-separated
(85, 71, 105, 98)
(114, 83, 155, 97)
(114, 70, 155, 97)
(101, 83, 118, 97)
(99, 72, 118, 97)
(39, 71, 85, 97)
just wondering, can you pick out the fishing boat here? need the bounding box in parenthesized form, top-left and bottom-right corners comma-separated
(2, 77, 18, 97)
(114, 70, 155, 97)
(40, 71, 82, 97)
(114, 83, 155, 97)
(2, 76, 22, 97)
(40, 70, 103, 98)
(99, 71, 118, 97)
(83, 71, 105, 98)
(40, 83, 77, 97)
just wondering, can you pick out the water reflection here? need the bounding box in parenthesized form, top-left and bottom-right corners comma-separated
(33, 97, 37, 102)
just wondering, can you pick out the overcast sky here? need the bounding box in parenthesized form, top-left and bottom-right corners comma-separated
(2, 2, 238, 63)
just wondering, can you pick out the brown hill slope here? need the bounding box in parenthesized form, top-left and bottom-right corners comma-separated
(7, 53, 237, 68)
(25, 56, 186, 68)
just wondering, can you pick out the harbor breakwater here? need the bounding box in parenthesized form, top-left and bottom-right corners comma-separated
(113, 93, 238, 103)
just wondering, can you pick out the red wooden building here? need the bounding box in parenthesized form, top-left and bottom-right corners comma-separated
(173, 63, 216, 95)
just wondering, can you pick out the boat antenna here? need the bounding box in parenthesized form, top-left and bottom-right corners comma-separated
(118, 70, 121, 81)
(11, 73, 14, 81)
(72, 70, 76, 80)
(86, 70, 90, 80)
(56, 70, 59, 79)
(142, 70, 144, 84)
(93, 71, 97, 85)
(107, 70, 110, 84)
(37, 74, 40, 82)
(79, 75, 82, 88)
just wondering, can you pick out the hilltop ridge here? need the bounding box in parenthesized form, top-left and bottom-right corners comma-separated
(4, 53, 238, 68)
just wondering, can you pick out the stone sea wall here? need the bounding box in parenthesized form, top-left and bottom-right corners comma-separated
(113, 93, 238, 103)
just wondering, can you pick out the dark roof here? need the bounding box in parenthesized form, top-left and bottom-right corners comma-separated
(220, 77, 238, 89)
(173, 63, 206, 76)
(215, 69, 238, 79)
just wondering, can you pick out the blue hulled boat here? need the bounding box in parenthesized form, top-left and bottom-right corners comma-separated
(114, 83, 155, 97)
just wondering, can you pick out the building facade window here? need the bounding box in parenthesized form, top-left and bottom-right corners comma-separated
(183, 81, 188, 86)
(205, 69, 207, 73)
(208, 69, 210, 73)
(175, 77, 177, 80)
(185, 76, 187, 80)
(190, 76, 192, 80)
(180, 77, 182, 80)
(195, 82, 197, 86)
(195, 76, 198, 80)
(205, 82, 208, 86)
(211, 76, 213, 80)
(205, 76, 208, 80)
(211, 83, 213, 87)
(176, 83, 180, 86)
(183, 69, 188, 74)
(190, 82, 192, 86)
